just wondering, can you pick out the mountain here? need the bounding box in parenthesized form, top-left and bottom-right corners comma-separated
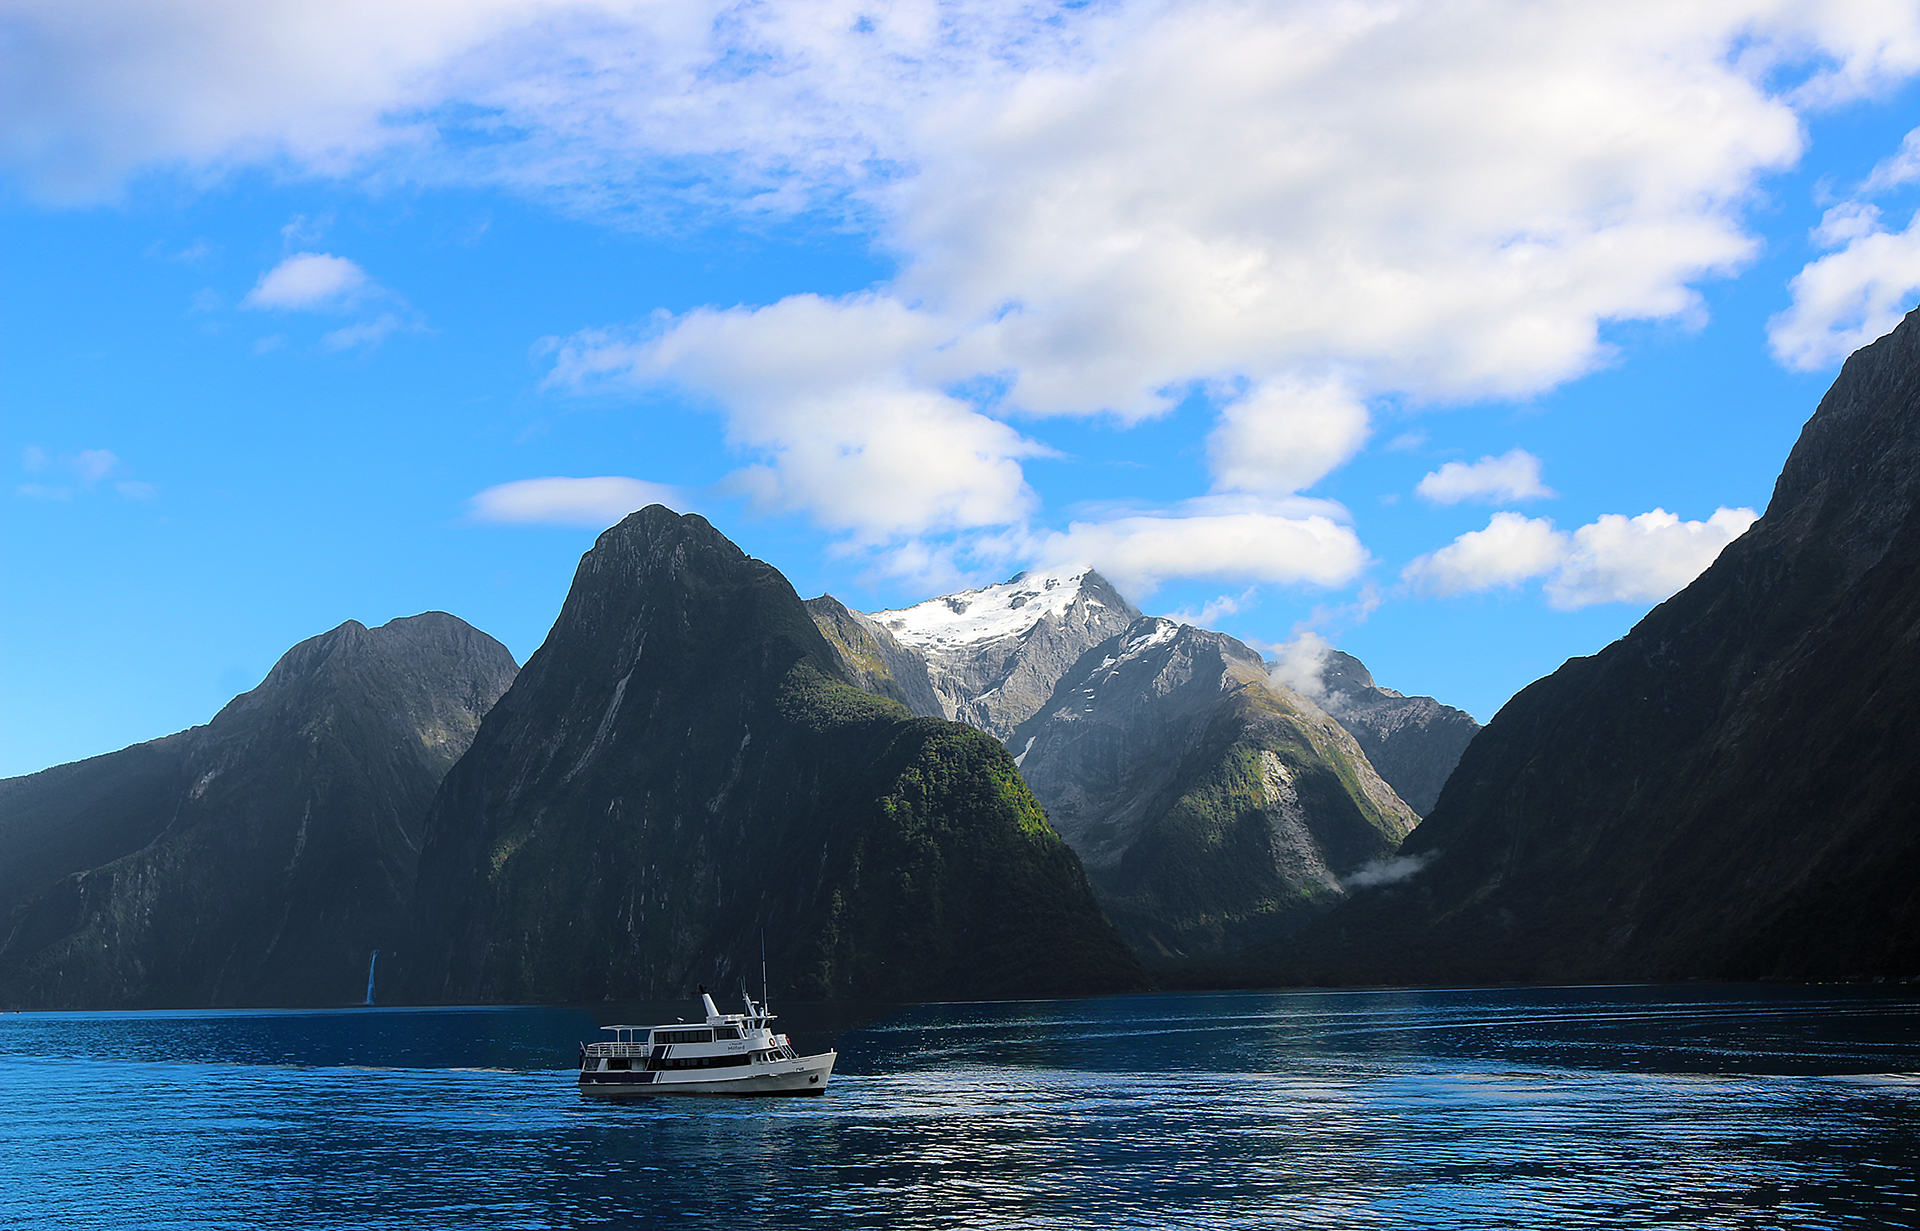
(0, 613, 517, 1009)
(868, 569, 1142, 739)
(403, 507, 1143, 1004)
(1009, 616, 1418, 958)
(1306, 650, 1480, 816)
(804, 595, 944, 717)
(1290, 308, 1920, 985)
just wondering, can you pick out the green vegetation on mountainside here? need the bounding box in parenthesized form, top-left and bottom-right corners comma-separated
(406, 507, 1143, 1004)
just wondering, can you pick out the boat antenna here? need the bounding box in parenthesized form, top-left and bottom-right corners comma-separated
(760, 930, 768, 1013)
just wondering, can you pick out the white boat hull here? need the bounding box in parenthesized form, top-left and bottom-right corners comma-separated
(579, 1050, 837, 1098)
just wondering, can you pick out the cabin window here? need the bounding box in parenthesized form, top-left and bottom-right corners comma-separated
(653, 1029, 715, 1045)
(715, 1027, 741, 1040)
(655, 1054, 753, 1070)
(607, 1058, 631, 1070)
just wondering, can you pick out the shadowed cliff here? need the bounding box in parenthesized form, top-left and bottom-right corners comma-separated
(403, 507, 1143, 1003)
(1283, 308, 1920, 985)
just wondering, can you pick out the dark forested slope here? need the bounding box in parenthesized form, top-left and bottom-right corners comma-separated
(404, 507, 1142, 1003)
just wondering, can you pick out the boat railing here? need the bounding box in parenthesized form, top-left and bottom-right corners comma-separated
(584, 1041, 651, 1058)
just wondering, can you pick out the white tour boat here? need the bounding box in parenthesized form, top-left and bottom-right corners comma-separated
(578, 987, 836, 1098)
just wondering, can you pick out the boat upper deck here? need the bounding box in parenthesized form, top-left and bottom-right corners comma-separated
(584, 990, 791, 1059)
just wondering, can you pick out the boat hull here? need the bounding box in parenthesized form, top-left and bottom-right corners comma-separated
(579, 1051, 837, 1098)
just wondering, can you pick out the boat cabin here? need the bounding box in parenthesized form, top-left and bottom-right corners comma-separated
(581, 990, 798, 1075)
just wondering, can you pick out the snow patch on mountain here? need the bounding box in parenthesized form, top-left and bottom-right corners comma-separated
(875, 568, 1106, 650)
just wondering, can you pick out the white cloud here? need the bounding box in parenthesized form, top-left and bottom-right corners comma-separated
(549, 294, 1047, 542)
(1544, 506, 1758, 609)
(242, 252, 370, 310)
(1769, 208, 1920, 370)
(1403, 512, 1568, 597)
(1405, 506, 1757, 607)
(12, 446, 149, 501)
(1345, 851, 1436, 889)
(886, 1, 1820, 420)
(1268, 631, 1334, 702)
(1416, 449, 1556, 505)
(467, 476, 682, 527)
(323, 313, 409, 350)
(1167, 588, 1258, 629)
(0, 0, 542, 202)
(1031, 508, 1367, 599)
(1862, 126, 1920, 191)
(9, 1, 1920, 590)
(72, 448, 119, 482)
(1207, 378, 1370, 496)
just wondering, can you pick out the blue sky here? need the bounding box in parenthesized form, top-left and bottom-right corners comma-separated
(6, 1, 1920, 778)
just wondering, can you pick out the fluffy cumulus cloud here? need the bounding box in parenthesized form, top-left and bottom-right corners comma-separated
(1416, 450, 1556, 505)
(242, 252, 370, 310)
(468, 475, 682, 527)
(9, 0, 1919, 584)
(1405, 506, 1758, 608)
(1402, 512, 1570, 597)
(1546, 506, 1760, 608)
(1207, 379, 1372, 497)
(548, 294, 1045, 542)
(1769, 205, 1920, 369)
(1769, 124, 1920, 369)
(1028, 507, 1367, 599)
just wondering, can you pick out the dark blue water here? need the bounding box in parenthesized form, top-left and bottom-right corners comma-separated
(2, 986, 1915, 1228)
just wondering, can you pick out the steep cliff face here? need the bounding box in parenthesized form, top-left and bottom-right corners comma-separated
(871, 570, 1142, 739)
(404, 507, 1142, 1003)
(805, 595, 945, 718)
(1292, 309, 1920, 985)
(1313, 651, 1480, 816)
(0, 613, 518, 1009)
(1011, 618, 1418, 957)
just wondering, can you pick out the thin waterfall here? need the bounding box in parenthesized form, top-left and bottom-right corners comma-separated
(365, 950, 379, 1006)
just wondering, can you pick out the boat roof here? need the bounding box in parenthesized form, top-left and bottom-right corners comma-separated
(598, 991, 774, 1033)
(597, 1015, 770, 1032)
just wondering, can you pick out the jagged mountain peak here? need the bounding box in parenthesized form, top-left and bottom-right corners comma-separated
(873, 567, 1139, 651)
(406, 510, 1142, 1002)
(858, 567, 1145, 740)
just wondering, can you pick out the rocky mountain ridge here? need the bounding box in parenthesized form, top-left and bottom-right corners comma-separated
(1308, 650, 1480, 816)
(1010, 617, 1418, 956)
(870, 569, 1142, 738)
(0, 613, 517, 1008)
(402, 507, 1144, 1003)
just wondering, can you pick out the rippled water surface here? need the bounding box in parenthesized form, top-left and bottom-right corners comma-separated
(2, 987, 1916, 1228)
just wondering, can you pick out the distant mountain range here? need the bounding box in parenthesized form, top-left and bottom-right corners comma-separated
(0, 524, 1484, 1007)
(1008, 618, 1417, 957)
(52, 313, 1920, 1001)
(1284, 306, 1920, 985)
(801, 569, 1478, 962)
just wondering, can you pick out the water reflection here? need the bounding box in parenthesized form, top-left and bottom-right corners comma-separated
(2, 986, 1914, 1229)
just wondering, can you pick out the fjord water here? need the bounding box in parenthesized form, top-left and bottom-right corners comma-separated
(2, 989, 1914, 1229)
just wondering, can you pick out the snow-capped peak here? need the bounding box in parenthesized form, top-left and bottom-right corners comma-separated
(873, 568, 1104, 651)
